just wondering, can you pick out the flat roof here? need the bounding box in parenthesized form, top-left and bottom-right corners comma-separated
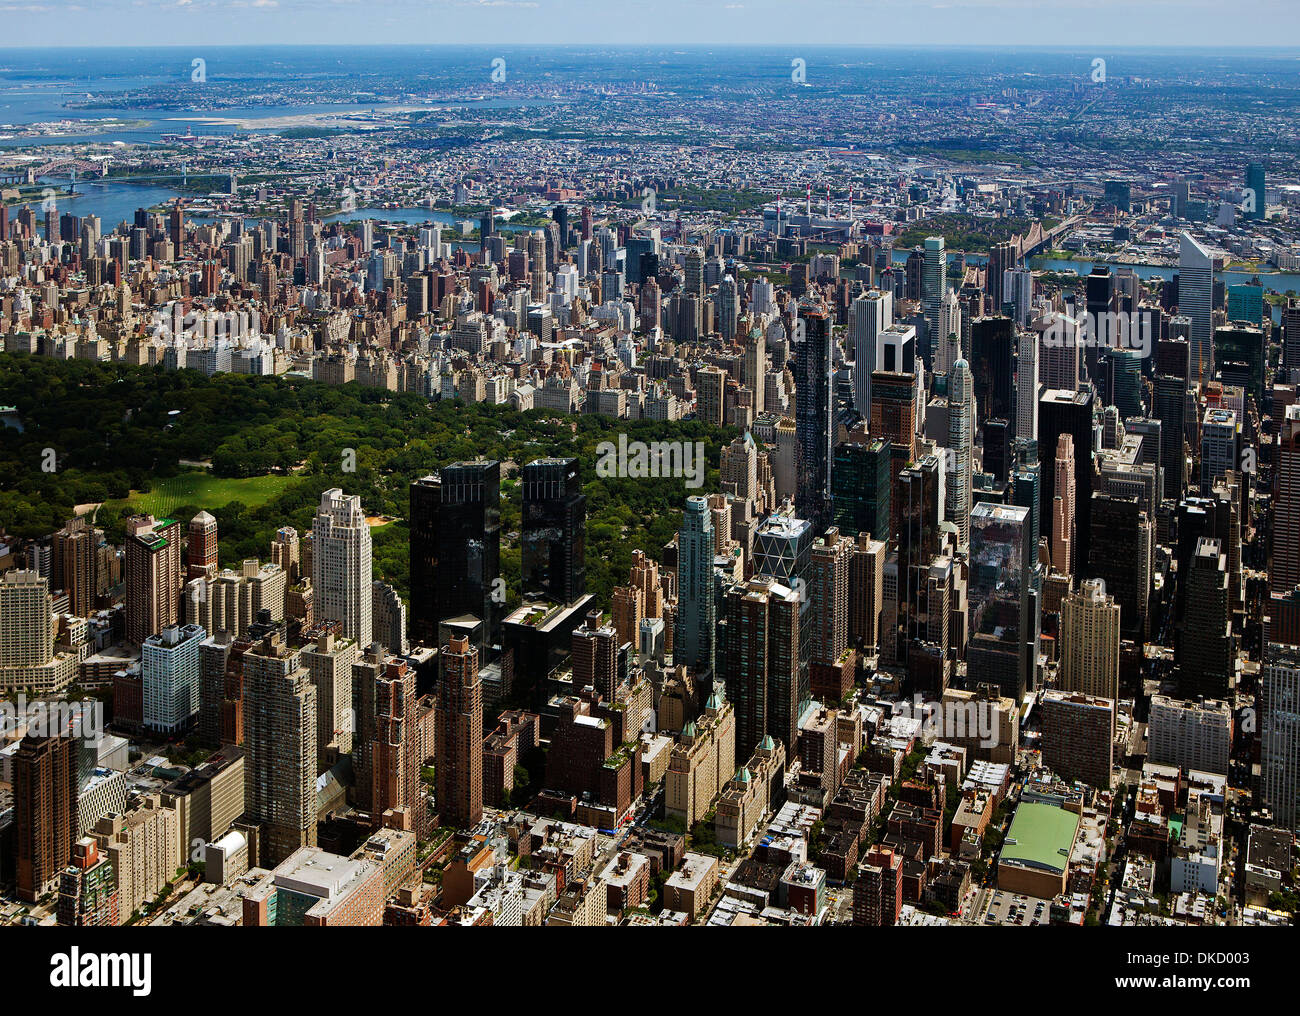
(1000, 802, 1081, 874)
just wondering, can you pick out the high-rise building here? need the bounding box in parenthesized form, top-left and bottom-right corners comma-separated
(1016, 326, 1039, 443)
(187, 511, 219, 583)
(52, 517, 98, 619)
(1178, 538, 1235, 699)
(1041, 691, 1114, 789)
(1087, 492, 1152, 643)
(14, 735, 79, 902)
(57, 838, 119, 927)
(850, 289, 891, 418)
(1275, 405, 1300, 596)
(409, 463, 501, 649)
(832, 424, 891, 540)
(436, 635, 483, 828)
(1245, 162, 1266, 221)
(243, 633, 317, 866)
(1051, 434, 1076, 575)
(142, 623, 206, 734)
(794, 307, 834, 535)
(1179, 232, 1214, 386)
(354, 648, 423, 835)
(987, 241, 1017, 315)
(521, 457, 586, 606)
(311, 489, 372, 650)
(571, 609, 619, 701)
(921, 236, 946, 361)
(1200, 408, 1238, 495)
(809, 528, 852, 669)
(1039, 389, 1095, 570)
(946, 358, 975, 549)
(1261, 644, 1300, 829)
(1154, 335, 1191, 501)
(967, 503, 1035, 702)
(1148, 695, 1232, 776)
(676, 496, 717, 680)
(723, 575, 801, 759)
(125, 515, 183, 645)
(1059, 579, 1121, 702)
(970, 316, 1015, 429)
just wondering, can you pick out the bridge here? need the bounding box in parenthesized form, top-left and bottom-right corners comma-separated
(27, 158, 110, 185)
(1020, 215, 1081, 258)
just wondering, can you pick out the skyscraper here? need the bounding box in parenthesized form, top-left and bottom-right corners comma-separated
(243, 632, 317, 866)
(850, 289, 891, 419)
(1274, 405, 1300, 595)
(831, 426, 891, 540)
(723, 575, 801, 759)
(921, 236, 946, 363)
(1059, 579, 1121, 702)
(14, 735, 78, 902)
(436, 635, 483, 828)
(312, 489, 373, 651)
(967, 503, 1035, 702)
(1245, 162, 1266, 221)
(1178, 538, 1235, 699)
(410, 462, 501, 649)
(521, 457, 586, 606)
(794, 307, 834, 535)
(142, 623, 206, 734)
(52, 517, 98, 619)
(946, 358, 975, 549)
(676, 496, 717, 680)
(1261, 643, 1300, 829)
(1052, 434, 1076, 575)
(1016, 325, 1039, 443)
(1040, 389, 1095, 571)
(125, 515, 182, 645)
(187, 511, 218, 583)
(1179, 232, 1214, 387)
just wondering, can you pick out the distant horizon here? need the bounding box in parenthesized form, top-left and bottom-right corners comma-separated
(1, 0, 1296, 50)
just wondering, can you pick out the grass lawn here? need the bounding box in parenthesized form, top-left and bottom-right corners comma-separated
(105, 471, 294, 519)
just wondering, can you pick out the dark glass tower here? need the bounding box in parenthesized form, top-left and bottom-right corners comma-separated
(521, 457, 586, 606)
(409, 461, 501, 650)
(794, 306, 834, 536)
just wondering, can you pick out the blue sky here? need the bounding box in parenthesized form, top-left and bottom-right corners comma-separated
(1, 0, 1297, 48)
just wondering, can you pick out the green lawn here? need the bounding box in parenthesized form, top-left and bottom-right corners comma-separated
(105, 471, 293, 519)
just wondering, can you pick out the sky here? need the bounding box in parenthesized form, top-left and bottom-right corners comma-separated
(1, 0, 1298, 48)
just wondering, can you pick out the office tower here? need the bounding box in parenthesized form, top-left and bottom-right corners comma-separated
(983, 418, 1012, 483)
(1084, 267, 1115, 381)
(1004, 268, 1034, 327)
(1200, 408, 1238, 494)
(244, 633, 317, 865)
(1037, 313, 1080, 394)
(1215, 323, 1266, 403)
(125, 515, 183, 645)
(1041, 691, 1114, 789)
(967, 503, 1034, 702)
(1178, 538, 1234, 699)
(794, 307, 834, 535)
(52, 517, 97, 619)
(677, 496, 717, 680)
(312, 489, 372, 650)
(436, 635, 483, 828)
(187, 511, 219, 583)
(921, 236, 946, 361)
(1274, 405, 1300, 595)
(1016, 326, 1038, 443)
(970, 316, 1015, 428)
(14, 735, 79, 902)
(57, 838, 119, 927)
(1010, 439, 1042, 557)
(1059, 579, 1121, 701)
(521, 457, 586, 606)
(1226, 284, 1265, 327)
(572, 609, 619, 701)
(1039, 389, 1094, 570)
(1147, 695, 1232, 776)
(1154, 335, 1191, 501)
(1088, 492, 1152, 643)
(946, 358, 975, 549)
(410, 463, 501, 649)
(741, 325, 767, 414)
(1107, 347, 1143, 422)
(717, 275, 740, 342)
(684, 247, 705, 298)
(893, 455, 944, 673)
(723, 575, 801, 759)
(987, 241, 1017, 315)
(935, 292, 963, 377)
(850, 289, 890, 418)
(832, 425, 891, 539)
(1051, 434, 1076, 575)
(1283, 299, 1300, 372)
(372, 581, 407, 656)
(1179, 233, 1214, 386)
(1261, 644, 1300, 829)
(142, 623, 206, 734)
(809, 528, 852, 670)
(849, 533, 886, 654)
(1245, 162, 1266, 221)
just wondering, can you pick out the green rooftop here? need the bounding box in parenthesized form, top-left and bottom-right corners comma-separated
(1000, 802, 1080, 874)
